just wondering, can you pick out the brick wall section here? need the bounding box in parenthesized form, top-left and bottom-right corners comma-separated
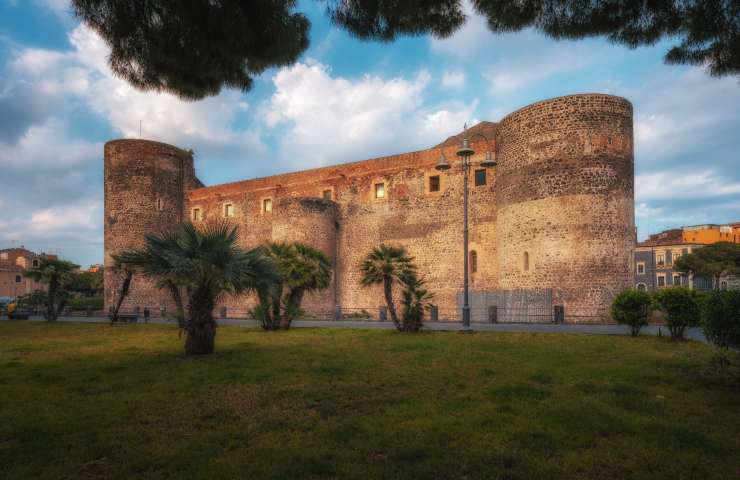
(495, 94, 635, 320)
(104, 94, 636, 322)
(103, 139, 199, 312)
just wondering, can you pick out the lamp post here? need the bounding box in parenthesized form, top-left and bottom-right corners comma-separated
(435, 128, 496, 330)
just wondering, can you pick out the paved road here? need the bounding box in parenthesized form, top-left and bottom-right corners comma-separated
(4, 315, 707, 342)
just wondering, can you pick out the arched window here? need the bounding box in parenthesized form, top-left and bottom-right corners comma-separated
(470, 250, 478, 274)
(636, 283, 647, 292)
(720, 281, 728, 291)
(523, 251, 529, 271)
(156, 198, 165, 211)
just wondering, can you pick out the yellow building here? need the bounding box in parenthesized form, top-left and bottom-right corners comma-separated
(681, 223, 740, 244)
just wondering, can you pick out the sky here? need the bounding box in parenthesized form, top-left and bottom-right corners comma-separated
(0, 1, 739, 268)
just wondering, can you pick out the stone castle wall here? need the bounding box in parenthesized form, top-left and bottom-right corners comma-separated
(495, 95, 635, 320)
(104, 139, 200, 312)
(103, 94, 635, 322)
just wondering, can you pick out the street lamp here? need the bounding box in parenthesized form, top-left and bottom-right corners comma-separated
(436, 128, 496, 330)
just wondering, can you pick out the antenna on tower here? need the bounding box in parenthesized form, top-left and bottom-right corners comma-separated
(139, 119, 142, 138)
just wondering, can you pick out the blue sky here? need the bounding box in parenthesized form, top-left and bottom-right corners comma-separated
(1, 0, 739, 268)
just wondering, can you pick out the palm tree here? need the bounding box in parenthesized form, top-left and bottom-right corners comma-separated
(399, 272, 433, 332)
(359, 244, 415, 328)
(257, 242, 332, 330)
(114, 221, 274, 355)
(25, 258, 79, 322)
(109, 264, 133, 325)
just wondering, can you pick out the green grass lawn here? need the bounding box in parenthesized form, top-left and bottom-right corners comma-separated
(1, 322, 739, 480)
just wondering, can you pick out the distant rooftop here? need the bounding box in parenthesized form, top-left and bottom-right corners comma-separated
(638, 222, 740, 248)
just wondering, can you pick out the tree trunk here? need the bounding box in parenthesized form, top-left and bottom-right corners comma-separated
(185, 321, 216, 355)
(47, 276, 58, 322)
(185, 288, 216, 355)
(383, 278, 399, 328)
(167, 282, 185, 328)
(111, 270, 133, 324)
(282, 288, 305, 329)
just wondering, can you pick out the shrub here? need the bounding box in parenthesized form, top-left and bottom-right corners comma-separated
(67, 296, 104, 311)
(611, 289, 652, 337)
(701, 290, 740, 365)
(653, 287, 700, 340)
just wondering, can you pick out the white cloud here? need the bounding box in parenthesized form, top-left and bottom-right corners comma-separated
(636, 170, 740, 201)
(631, 67, 740, 164)
(0, 119, 99, 169)
(5, 25, 266, 161)
(441, 71, 466, 89)
(261, 61, 477, 168)
(29, 201, 101, 235)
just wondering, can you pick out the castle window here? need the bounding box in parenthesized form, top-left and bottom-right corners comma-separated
(429, 175, 440, 192)
(32, 259, 39, 268)
(657, 274, 666, 287)
(523, 251, 529, 271)
(192, 208, 202, 221)
(720, 281, 728, 291)
(474, 169, 486, 186)
(15, 275, 22, 283)
(672, 274, 681, 285)
(470, 250, 478, 273)
(224, 203, 234, 218)
(156, 198, 165, 211)
(636, 262, 645, 275)
(263, 198, 272, 213)
(374, 183, 385, 199)
(636, 283, 647, 292)
(322, 189, 332, 201)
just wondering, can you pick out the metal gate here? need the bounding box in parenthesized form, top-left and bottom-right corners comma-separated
(458, 288, 558, 324)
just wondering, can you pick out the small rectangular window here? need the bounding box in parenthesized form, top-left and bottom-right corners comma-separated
(429, 175, 440, 192)
(673, 274, 681, 285)
(15, 275, 22, 283)
(656, 254, 665, 266)
(474, 169, 486, 186)
(657, 274, 666, 287)
(374, 183, 385, 199)
(322, 189, 332, 200)
(636, 263, 645, 275)
(224, 203, 234, 218)
(263, 198, 272, 213)
(192, 208, 201, 221)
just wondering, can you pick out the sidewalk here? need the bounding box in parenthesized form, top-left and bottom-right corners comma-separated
(11, 315, 706, 343)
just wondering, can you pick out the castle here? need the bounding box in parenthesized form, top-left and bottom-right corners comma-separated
(104, 94, 635, 323)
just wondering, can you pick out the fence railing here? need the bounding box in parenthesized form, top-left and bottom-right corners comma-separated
(61, 304, 608, 324)
(79, 305, 570, 324)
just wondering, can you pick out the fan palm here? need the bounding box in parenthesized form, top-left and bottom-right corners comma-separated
(359, 244, 415, 328)
(399, 272, 433, 332)
(25, 258, 79, 322)
(257, 242, 332, 330)
(114, 221, 274, 355)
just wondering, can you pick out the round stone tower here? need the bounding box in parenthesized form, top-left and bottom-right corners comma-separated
(272, 197, 338, 316)
(495, 94, 635, 321)
(104, 139, 196, 312)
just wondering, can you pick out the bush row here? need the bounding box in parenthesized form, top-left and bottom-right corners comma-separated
(611, 288, 740, 347)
